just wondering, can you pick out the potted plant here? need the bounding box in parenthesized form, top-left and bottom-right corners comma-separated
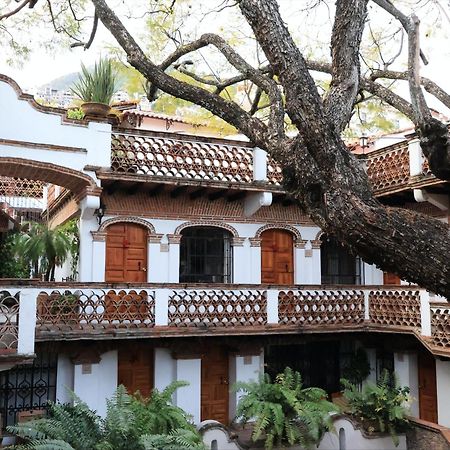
(71, 58, 117, 117)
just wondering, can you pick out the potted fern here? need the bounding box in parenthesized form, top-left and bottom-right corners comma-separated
(234, 367, 338, 450)
(71, 58, 117, 117)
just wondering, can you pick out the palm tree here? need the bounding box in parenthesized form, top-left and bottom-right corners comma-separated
(13, 222, 73, 281)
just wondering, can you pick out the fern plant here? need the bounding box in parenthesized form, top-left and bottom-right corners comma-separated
(235, 367, 338, 450)
(71, 59, 116, 105)
(141, 428, 205, 450)
(341, 370, 410, 446)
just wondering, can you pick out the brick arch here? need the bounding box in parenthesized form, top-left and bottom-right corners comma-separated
(174, 220, 239, 237)
(254, 224, 302, 241)
(99, 216, 156, 234)
(0, 157, 98, 196)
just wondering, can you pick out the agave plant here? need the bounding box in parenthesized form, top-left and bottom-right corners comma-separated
(235, 367, 338, 450)
(71, 59, 116, 105)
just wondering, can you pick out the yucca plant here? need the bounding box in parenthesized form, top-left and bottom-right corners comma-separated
(235, 367, 338, 450)
(341, 370, 410, 446)
(71, 59, 116, 105)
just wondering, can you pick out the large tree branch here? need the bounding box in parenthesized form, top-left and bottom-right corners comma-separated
(324, 0, 368, 132)
(0, 0, 31, 21)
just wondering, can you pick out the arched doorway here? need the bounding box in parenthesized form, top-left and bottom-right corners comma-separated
(261, 229, 294, 285)
(320, 236, 361, 285)
(179, 226, 233, 283)
(105, 222, 148, 282)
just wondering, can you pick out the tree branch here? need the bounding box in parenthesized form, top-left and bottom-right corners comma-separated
(0, 0, 31, 21)
(70, 12, 98, 49)
(324, 0, 368, 132)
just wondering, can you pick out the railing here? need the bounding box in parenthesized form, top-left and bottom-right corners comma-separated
(2, 283, 448, 355)
(110, 130, 439, 196)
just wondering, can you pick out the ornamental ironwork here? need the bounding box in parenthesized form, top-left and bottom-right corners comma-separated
(0, 291, 19, 351)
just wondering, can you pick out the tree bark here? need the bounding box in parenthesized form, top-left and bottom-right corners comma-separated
(91, 0, 450, 298)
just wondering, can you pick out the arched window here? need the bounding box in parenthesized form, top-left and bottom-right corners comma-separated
(179, 227, 233, 283)
(320, 236, 361, 285)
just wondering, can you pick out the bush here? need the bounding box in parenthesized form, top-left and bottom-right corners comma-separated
(235, 367, 338, 450)
(341, 370, 410, 446)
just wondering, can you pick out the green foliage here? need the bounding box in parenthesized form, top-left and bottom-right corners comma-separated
(7, 384, 203, 450)
(11, 221, 77, 281)
(342, 347, 371, 386)
(71, 59, 117, 105)
(0, 232, 29, 278)
(235, 367, 338, 450)
(66, 109, 84, 120)
(341, 370, 410, 446)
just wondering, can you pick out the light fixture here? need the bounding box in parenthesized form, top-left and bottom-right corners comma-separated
(359, 134, 369, 153)
(94, 204, 105, 225)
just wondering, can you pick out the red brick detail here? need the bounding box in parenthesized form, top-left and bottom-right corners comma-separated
(98, 216, 156, 234)
(254, 223, 302, 241)
(0, 158, 97, 195)
(174, 220, 239, 237)
(102, 192, 313, 225)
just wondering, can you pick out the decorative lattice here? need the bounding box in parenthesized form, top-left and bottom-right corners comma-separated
(267, 156, 283, 185)
(111, 133, 254, 183)
(368, 290, 421, 328)
(36, 289, 155, 332)
(366, 145, 410, 192)
(278, 290, 365, 326)
(168, 290, 266, 327)
(0, 176, 44, 198)
(0, 291, 19, 351)
(431, 307, 450, 348)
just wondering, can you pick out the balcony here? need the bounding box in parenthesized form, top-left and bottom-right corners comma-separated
(109, 129, 440, 196)
(0, 282, 448, 357)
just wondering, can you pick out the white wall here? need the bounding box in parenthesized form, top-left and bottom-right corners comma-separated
(154, 348, 176, 391)
(56, 354, 74, 405)
(73, 350, 118, 417)
(394, 352, 419, 418)
(175, 358, 201, 424)
(436, 359, 450, 427)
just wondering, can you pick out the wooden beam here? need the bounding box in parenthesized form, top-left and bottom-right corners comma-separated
(125, 183, 141, 195)
(147, 184, 164, 197)
(227, 191, 246, 202)
(106, 181, 121, 195)
(208, 189, 228, 201)
(190, 188, 206, 200)
(170, 186, 186, 198)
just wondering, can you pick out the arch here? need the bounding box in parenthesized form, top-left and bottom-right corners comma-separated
(174, 220, 239, 237)
(0, 157, 98, 197)
(254, 223, 302, 241)
(314, 230, 325, 242)
(99, 216, 156, 234)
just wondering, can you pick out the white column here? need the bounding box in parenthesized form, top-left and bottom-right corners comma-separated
(394, 352, 419, 418)
(253, 147, 267, 181)
(230, 352, 264, 418)
(408, 138, 423, 177)
(79, 216, 98, 282)
(17, 288, 38, 355)
(91, 232, 106, 282)
(266, 290, 279, 324)
(310, 240, 322, 284)
(249, 238, 262, 284)
(148, 234, 164, 282)
(56, 354, 74, 405)
(294, 241, 308, 284)
(420, 291, 431, 337)
(363, 263, 384, 285)
(154, 289, 169, 326)
(73, 350, 118, 418)
(232, 237, 248, 283)
(168, 235, 181, 283)
(175, 358, 201, 424)
(154, 348, 176, 391)
(436, 359, 450, 427)
(365, 348, 377, 383)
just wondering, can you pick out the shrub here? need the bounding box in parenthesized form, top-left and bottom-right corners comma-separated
(341, 370, 410, 446)
(235, 367, 338, 450)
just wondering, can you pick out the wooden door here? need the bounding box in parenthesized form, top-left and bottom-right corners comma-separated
(261, 229, 294, 285)
(201, 347, 229, 424)
(105, 223, 147, 282)
(118, 346, 154, 398)
(418, 351, 438, 423)
(383, 271, 401, 285)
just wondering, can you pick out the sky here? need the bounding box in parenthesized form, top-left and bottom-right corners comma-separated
(0, 0, 449, 115)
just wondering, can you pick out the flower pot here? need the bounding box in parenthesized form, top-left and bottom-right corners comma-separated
(81, 102, 111, 117)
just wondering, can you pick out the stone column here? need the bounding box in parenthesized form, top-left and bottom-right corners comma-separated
(148, 233, 164, 282)
(309, 240, 322, 284)
(232, 237, 248, 283)
(168, 234, 182, 283)
(394, 352, 419, 418)
(91, 231, 106, 282)
(294, 240, 308, 284)
(249, 238, 262, 284)
(436, 359, 450, 427)
(175, 358, 201, 424)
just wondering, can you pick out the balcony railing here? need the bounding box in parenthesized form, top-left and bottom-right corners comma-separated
(110, 130, 438, 196)
(1, 283, 448, 356)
